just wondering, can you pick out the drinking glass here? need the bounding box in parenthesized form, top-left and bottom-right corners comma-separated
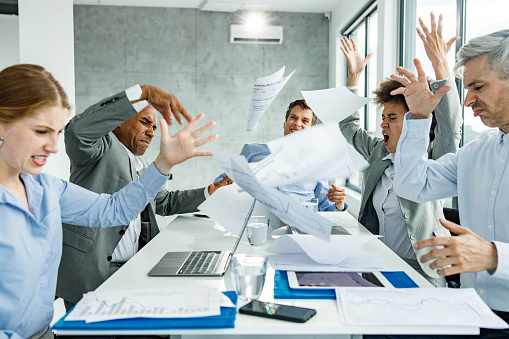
(246, 216, 269, 246)
(231, 254, 267, 300)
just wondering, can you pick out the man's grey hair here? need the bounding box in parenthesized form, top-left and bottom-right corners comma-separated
(454, 29, 509, 80)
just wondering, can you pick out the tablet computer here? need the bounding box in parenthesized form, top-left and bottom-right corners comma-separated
(287, 271, 392, 289)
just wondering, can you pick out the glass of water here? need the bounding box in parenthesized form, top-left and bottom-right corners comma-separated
(231, 254, 267, 301)
(301, 197, 318, 212)
(246, 216, 269, 246)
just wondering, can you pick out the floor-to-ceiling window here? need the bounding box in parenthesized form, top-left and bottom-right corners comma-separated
(402, 0, 509, 146)
(342, 3, 378, 191)
(343, 0, 509, 198)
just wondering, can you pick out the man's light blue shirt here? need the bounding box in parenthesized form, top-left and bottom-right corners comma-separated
(0, 163, 167, 339)
(215, 143, 346, 212)
(394, 113, 509, 312)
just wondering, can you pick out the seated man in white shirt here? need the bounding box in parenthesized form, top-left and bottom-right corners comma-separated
(215, 99, 347, 212)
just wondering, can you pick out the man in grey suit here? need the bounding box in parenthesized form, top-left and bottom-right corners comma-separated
(56, 84, 229, 310)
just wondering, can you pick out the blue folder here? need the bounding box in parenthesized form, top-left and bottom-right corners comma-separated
(274, 270, 418, 299)
(51, 291, 237, 332)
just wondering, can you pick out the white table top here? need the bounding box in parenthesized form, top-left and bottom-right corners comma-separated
(55, 212, 478, 337)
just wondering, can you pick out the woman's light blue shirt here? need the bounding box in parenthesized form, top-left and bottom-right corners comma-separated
(0, 163, 167, 339)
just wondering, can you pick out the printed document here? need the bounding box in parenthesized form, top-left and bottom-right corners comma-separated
(276, 252, 385, 272)
(301, 86, 370, 123)
(65, 287, 233, 323)
(335, 287, 509, 329)
(249, 123, 367, 186)
(247, 66, 295, 132)
(213, 152, 332, 240)
(197, 184, 283, 235)
(266, 234, 378, 265)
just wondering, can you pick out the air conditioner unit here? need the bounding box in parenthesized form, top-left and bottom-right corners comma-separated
(230, 24, 283, 44)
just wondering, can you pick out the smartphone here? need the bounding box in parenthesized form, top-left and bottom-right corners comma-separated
(239, 300, 316, 323)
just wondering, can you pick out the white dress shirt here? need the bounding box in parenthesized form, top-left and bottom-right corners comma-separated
(394, 113, 509, 311)
(111, 145, 145, 263)
(373, 153, 416, 260)
(111, 84, 147, 263)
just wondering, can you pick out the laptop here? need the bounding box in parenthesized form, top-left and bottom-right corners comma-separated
(148, 199, 256, 277)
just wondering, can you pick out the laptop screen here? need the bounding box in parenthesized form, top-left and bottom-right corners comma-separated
(230, 198, 256, 255)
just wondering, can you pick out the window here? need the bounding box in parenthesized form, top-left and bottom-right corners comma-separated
(402, 0, 509, 145)
(400, 0, 509, 207)
(462, 0, 507, 144)
(342, 4, 378, 191)
(401, 0, 456, 79)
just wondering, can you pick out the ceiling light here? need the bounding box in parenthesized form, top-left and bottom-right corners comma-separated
(244, 12, 266, 33)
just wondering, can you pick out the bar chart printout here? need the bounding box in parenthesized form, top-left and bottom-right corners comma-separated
(65, 287, 231, 323)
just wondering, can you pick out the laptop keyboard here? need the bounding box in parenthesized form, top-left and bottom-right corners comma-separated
(178, 251, 227, 275)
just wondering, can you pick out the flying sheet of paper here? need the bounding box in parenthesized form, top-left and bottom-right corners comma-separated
(213, 152, 332, 240)
(335, 287, 509, 329)
(276, 252, 385, 272)
(249, 123, 368, 187)
(65, 287, 233, 323)
(301, 86, 370, 124)
(197, 184, 284, 235)
(266, 234, 378, 265)
(247, 66, 296, 132)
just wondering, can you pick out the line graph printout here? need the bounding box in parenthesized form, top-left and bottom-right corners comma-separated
(65, 287, 231, 323)
(335, 287, 509, 329)
(247, 66, 295, 132)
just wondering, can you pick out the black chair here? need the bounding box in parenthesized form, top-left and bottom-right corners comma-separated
(443, 207, 461, 288)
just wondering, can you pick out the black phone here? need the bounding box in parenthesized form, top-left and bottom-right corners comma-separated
(239, 300, 316, 323)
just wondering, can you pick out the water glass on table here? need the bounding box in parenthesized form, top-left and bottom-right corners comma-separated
(246, 216, 269, 246)
(301, 197, 318, 212)
(232, 254, 267, 301)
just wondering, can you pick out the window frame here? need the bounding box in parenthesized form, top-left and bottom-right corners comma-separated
(342, 4, 378, 193)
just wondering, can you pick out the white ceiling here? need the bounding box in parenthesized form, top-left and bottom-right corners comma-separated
(73, 0, 341, 14)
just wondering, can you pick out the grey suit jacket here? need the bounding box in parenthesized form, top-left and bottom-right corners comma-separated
(56, 91, 206, 304)
(339, 79, 462, 281)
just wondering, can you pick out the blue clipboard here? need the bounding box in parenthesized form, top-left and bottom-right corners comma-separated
(273, 270, 418, 299)
(51, 291, 237, 331)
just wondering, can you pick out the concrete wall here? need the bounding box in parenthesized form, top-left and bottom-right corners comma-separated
(74, 5, 329, 192)
(0, 14, 19, 70)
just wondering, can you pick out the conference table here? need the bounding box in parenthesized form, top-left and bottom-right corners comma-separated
(54, 212, 479, 338)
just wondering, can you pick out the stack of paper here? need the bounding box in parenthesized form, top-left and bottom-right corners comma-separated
(65, 287, 235, 323)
